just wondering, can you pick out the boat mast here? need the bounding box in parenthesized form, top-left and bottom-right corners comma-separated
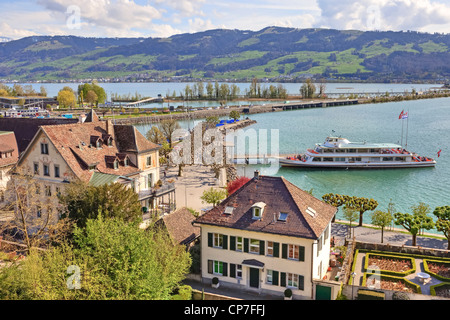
(405, 109, 409, 148)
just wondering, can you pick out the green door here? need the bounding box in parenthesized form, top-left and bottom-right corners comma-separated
(315, 285, 332, 300)
(249, 268, 259, 288)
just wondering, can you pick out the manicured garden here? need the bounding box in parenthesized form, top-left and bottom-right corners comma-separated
(352, 249, 450, 298)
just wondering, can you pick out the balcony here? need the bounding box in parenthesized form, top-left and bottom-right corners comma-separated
(139, 182, 176, 220)
(138, 182, 175, 200)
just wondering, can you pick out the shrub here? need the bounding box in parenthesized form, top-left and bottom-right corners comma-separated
(212, 277, 219, 285)
(357, 289, 385, 300)
(392, 292, 410, 300)
(284, 288, 292, 298)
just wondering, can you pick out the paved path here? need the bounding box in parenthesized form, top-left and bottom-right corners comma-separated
(331, 221, 448, 250)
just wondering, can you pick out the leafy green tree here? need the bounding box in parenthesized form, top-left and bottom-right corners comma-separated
(322, 193, 350, 222)
(57, 88, 76, 109)
(300, 78, 316, 99)
(229, 110, 240, 121)
(61, 181, 142, 228)
(0, 217, 192, 300)
(343, 206, 359, 238)
(345, 196, 378, 227)
(158, 119, 181, 147)
(433, 206, 450, 249)
(146, 126, 166, 145)
(200, 187, 227, 207)
(371, 209, 393, 243)
(394, 210, 435, 246)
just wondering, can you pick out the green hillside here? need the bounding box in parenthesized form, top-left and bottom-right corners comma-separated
(0, 27, 449, 82)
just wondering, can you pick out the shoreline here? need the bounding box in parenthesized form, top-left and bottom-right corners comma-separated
(107, 92, 450, 125)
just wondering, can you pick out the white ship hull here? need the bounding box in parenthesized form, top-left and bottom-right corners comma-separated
(279, 159, 436, 169)
(281, 136, 437, 169)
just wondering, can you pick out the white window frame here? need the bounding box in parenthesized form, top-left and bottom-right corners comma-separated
(266, 270, 274, 285)
(287, 273, 299, 288)
(288, 244, 299, 260)
(236, 264, 242, 279)
(236, 236, 243, 252)
(213, 260, 223, 275)
(266, 241, 274, 256)
(213, 233, 223, 248)
(249, 238, 259, 254)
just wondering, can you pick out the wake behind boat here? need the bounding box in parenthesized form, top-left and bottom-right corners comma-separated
(279, 136, 436, 169)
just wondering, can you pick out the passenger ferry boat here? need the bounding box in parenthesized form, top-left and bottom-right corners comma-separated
(280, 136, 436, 169)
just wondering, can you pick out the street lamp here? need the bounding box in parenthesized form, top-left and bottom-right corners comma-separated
(351, 272, 357, 300)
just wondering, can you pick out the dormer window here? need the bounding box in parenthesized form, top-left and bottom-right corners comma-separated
(251, 202, 266, 220)
(96, 140, 102, 148)
(278, 212, 288, 221)
(113, 159, 119, 170)
(224, 206, 234, 215)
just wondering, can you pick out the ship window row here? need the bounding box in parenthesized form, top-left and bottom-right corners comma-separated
(312, 157, 405, 162)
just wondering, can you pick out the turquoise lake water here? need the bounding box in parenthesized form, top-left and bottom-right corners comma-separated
(21, 81, 447, 231)
(135, 96, 450, 232)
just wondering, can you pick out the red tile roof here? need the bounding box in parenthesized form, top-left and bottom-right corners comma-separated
(0, 132, 19, 168)
(37, 121, 156, 183)
(195, 175, 337, 240)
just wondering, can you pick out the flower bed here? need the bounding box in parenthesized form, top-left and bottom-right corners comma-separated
(365, 253, 416, 276)
(423, 259, 450, 281)
(430, 283, 450, 298)
(363, 273, 421, 294)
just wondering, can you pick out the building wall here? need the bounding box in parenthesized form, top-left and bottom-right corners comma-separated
(136, 150, 160, 191)
(200, 224, 332, 300)
(18, 130, 74, 196)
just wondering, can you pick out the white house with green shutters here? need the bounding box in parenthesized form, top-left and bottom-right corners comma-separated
(195, 172, 337, 299)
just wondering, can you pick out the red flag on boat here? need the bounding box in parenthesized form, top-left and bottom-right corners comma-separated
(398, 110, 404, 119)
(438, 149, 442, 157)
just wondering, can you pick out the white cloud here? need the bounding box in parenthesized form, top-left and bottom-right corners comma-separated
(153, 0, 206, 17)
(316, 0, 450, 32)
(37, 0, 162, 31)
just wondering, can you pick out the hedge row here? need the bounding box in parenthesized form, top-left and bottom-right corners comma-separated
(364, 252, 416, 277)
(362, 273, 422, 294)
(423, 259, 450, 282)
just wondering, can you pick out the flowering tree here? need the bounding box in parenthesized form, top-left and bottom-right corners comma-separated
(227, 176, 250, 195)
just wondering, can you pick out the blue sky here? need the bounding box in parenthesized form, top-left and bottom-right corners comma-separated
(1, 0, 450, 39)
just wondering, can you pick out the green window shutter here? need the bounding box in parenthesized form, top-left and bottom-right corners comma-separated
(298, 275, 304, 290)
(282, 243, 287, 259)
(230, 236, 236, 251)
(244, 238, 249, 253)
(273, 271, 279, 286)
(230, 264, 236, 278)
(273, 242, 280, 257)
(280, 272, 286, 287)
(259, 240, 265, 255)
(208, 233, 213, 247)
(223, 263, 228, 277)
(222, 235, 228, 250)
(299, 246, 305, 261)
(208, 260, 213, 274)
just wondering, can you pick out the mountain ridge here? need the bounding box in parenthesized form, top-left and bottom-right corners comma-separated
(1, 27, 449, 82)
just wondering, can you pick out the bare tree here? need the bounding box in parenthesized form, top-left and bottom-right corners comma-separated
(1, 167, 70, 253)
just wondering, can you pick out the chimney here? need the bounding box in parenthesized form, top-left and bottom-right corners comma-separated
(254, 170, 260, 179)
(106, 119, 113, 135)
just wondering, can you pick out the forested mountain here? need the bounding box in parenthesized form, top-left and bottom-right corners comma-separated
(1, 27, 449, 82)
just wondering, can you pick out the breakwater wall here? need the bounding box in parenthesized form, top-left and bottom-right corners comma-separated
(112, 98, 359, 125)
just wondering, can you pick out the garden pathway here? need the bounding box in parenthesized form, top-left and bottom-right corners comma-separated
(352, 252, 444, 296)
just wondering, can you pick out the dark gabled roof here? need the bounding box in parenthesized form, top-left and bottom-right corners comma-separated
(159, 207, 200, 245)
(113, 125, 160, 153)
(0, 118, 78, 153)
(195, 175, 337, 240)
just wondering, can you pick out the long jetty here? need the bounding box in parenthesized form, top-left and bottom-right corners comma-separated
(113, 98, 359, 125)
